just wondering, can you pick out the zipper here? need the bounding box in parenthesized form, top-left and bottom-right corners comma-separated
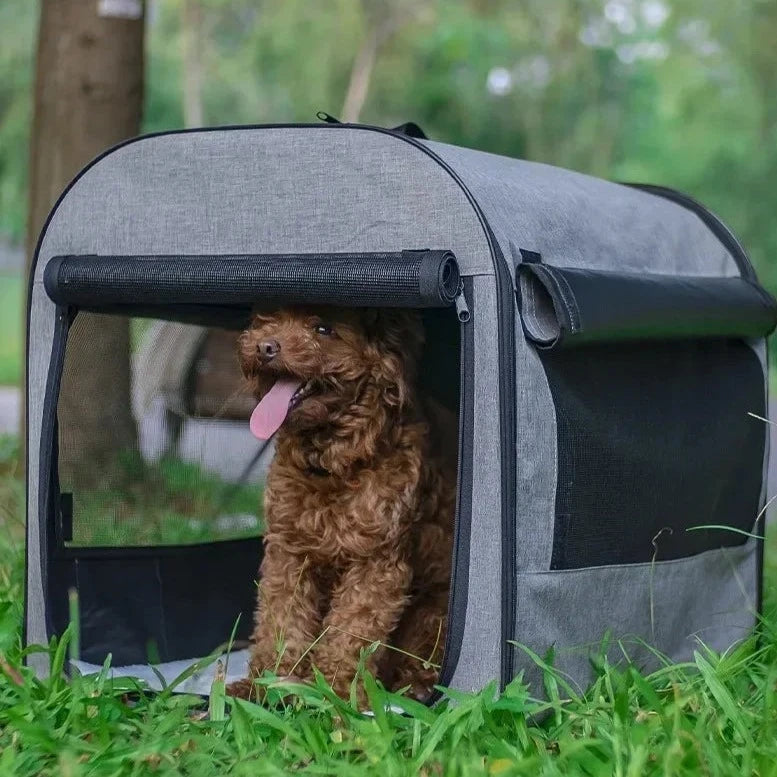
(455, 282, 471, 322)
(624, 183, 756, 281)
(484, 224, 518, 690)
(430, 278, 475, 702)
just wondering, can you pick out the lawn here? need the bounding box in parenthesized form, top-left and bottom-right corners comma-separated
(1, 436, 777, 774)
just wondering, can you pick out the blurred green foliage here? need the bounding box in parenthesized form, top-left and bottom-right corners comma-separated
(1, 0, 776, 290)
(0, 275, 23, 385)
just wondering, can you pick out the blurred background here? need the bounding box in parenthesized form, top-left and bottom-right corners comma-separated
(1, 0, 776, 549)
(3, 0, 777, 397)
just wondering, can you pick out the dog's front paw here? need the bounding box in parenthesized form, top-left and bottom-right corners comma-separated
(225, 677, 258, 701)
(391, 666, 437, 703)
(270, 673, 308, 688)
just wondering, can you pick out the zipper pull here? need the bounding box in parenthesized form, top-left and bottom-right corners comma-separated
(316, 111, 341, 124)
(455, 282, 470, 323)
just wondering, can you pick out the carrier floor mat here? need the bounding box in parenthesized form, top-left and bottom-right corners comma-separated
(72, 649, 250, 695)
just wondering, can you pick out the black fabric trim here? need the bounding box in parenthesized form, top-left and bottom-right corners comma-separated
(316, 113, 428, 139)
(48, 538, 263, 665)
(44, 251, 461, 311)
(434, 278, 475, 696)
(33, 307, 72, 648)
(624, 183, 756, 281)
(757, 343, 769, 617)
(518, 263, 777, 348)
(391, 122, 428, 140)
(519, 249, 542, 264)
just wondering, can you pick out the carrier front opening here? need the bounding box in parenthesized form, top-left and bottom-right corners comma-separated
(39, 250, 467, 697)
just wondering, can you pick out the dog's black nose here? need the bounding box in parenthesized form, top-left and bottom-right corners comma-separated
(258, 339, 280, 360)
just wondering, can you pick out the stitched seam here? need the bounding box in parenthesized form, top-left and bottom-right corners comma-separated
(551, 270, 581, 332)
(526, 277, 541, 339)
(522, 272, 556, 342)
(536, 266, 577, 334)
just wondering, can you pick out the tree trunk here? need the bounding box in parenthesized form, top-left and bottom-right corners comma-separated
(25, 0, 145, 482)
(181, 0, 204, 127)
(341, 0, 420, 124)
(341, 27, 380, 124)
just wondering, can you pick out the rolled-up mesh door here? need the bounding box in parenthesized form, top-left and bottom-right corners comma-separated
(44, 250, 461, 317)
(517, 263, 777, 349)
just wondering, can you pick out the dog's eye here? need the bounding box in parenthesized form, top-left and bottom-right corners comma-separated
(313, 323, 334, 336)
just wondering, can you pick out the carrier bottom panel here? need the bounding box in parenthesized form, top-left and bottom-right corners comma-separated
(72, 649, 250, 695)
(49, 537, 263, 666)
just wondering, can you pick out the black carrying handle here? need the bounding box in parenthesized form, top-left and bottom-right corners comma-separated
(44, 250, 460, 314)
(390, 122, 428, 139)
(518, 263, 777, 348)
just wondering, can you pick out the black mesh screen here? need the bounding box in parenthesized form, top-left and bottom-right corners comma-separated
(56, 312, 267, 547)
(542, 339, 766, 569)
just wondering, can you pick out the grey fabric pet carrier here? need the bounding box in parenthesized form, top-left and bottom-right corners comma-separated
(25, 121, 777, 696)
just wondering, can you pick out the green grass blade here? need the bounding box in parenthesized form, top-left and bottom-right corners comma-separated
(209, 660, 226, 722)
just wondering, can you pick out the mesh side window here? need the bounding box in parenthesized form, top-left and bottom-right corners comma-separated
(56, 313, 266, 547)
(541, 339, 766, 569)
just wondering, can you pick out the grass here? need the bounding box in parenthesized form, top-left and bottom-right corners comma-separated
(0, 273, 23, 386)
(1, 438, 777, 774)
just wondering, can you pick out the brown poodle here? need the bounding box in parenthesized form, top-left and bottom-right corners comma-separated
(226, 307, 455, 703)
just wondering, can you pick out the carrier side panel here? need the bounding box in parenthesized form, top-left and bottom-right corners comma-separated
(26, 126, 494, 678)
(517, 540, 757, 692)
(446, 273, 503, 693)
(516, 332, 765, 688)
(25, 289, 57, 676)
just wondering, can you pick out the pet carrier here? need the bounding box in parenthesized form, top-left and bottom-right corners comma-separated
(25, 121, 777, 696)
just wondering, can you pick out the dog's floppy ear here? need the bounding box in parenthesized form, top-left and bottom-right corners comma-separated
(365, 310, 424, 408)
(364, 310, 424, 359)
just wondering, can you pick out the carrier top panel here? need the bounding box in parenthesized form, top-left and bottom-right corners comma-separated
(32, 125, 747, 288)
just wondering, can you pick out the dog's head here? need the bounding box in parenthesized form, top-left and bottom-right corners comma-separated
(238, 307, 423, 438)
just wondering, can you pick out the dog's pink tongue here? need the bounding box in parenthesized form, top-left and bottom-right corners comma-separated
(249, 377, 303, 440)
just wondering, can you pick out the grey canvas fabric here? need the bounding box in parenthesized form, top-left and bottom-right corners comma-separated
(25, 291, 56, 674)
(446, 275, 503, 693)
(26, 125, 769, 696)
(423, 139, 740, 277)
(32, 128, 491, 286)
(516, 540, 758, 692)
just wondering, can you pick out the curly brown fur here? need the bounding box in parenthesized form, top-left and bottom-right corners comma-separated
(226, 307, 455, 703)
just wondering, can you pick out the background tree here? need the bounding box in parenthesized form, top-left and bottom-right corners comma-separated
(181, 0, 204, 127)
(25, 0, 144, 478)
